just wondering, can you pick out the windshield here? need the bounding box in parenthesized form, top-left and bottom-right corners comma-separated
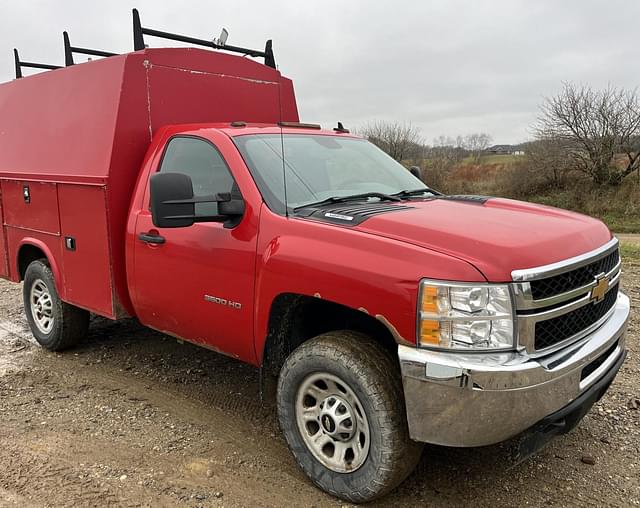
(233, 134, 427, 214)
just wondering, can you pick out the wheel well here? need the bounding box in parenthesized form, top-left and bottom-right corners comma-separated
(260, 293, 398, 399)
(18, 244, 47, 280)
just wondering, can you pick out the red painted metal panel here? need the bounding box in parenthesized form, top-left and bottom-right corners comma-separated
(142, 47, 286, 82)
(102, 53, 151, 317)
(147, 65, 284, 130)
(58, 184, 115, 318)
(0, 188, 7, 277)
(279, 78, 299, 122)
(0, 57, 125, 180)
(1, 180, 60, 234)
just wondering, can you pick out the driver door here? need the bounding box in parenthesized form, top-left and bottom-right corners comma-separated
(132, 135, 258, 362)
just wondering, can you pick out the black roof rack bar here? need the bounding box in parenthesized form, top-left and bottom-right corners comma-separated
(13, 49, 61, 79)
(132, 8, 276, 69)
(63, 31, 117, 66)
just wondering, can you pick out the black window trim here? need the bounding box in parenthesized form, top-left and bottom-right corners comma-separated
(151, 134, 243, 212)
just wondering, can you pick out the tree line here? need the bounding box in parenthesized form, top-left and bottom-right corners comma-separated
(361, 83, 640, 188)
(360, 121, 494, 166)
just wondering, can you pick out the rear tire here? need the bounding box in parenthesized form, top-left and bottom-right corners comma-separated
(23, 259, 89, 351)
(277, 331, 423, 503)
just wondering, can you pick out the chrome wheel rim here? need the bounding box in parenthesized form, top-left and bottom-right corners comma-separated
(30, 279, 54, 334)
(295, 372, 370, 473)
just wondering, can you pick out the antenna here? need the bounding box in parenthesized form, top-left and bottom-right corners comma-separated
(333, 122, 350, 133)
(63, 31, 117, 66)
(131, 8, 276, 69)
(13, 48, 61, 79)
(215, 28, 229, 47)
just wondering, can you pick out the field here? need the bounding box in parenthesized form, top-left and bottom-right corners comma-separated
(461, 154, 521, 165)
(0, 253, 638, 507)
(423, 157, 640, 233)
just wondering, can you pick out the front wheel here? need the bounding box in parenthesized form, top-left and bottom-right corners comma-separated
(23, 259, 90, 351)
(277, 331, 423, 503)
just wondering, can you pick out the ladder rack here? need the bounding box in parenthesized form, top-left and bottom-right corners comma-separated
(12, 7, 277, 79)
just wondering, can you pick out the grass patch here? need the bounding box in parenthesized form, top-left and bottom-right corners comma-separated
(436, 164, 640, 233)
(620, 242, 640, 260)
(524, 185, 640, 233)
(599, 214, 640, 234)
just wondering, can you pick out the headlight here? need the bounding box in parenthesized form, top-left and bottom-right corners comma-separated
(418, 280, 515, 351)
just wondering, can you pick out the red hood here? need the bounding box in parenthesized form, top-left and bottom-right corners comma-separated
(354, 197, 612, 282)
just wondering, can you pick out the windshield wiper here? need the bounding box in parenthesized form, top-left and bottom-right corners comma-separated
(392, 188, 441, 198)
(294, 192, 401, 211)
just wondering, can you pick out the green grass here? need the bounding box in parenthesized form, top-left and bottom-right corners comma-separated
(517, 184, 640, 234)
(506, 194, 640, 233)
(620, 242, 640, 260)
(599, 214, 640, 234)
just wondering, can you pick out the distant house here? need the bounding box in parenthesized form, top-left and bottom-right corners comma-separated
(486, 144, 525, 155)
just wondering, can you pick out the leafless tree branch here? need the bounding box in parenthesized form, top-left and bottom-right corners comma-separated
(534, 83, 640, 185)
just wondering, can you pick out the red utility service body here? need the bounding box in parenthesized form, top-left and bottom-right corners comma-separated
(0, 48, 297, 362)
(0, 47, 612, 367)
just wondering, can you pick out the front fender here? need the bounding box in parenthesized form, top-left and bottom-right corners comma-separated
(253, 210, 486, 363)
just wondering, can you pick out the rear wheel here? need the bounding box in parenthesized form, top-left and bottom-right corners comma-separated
(23, 259, 90, 351)
(277, 331, 423, 503)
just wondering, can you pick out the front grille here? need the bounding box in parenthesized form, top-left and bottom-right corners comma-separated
(530, 249, 620, 300)
(534, 283, 619, 350)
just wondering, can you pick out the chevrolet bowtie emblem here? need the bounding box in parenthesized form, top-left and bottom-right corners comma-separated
(590, 275, 610, 303)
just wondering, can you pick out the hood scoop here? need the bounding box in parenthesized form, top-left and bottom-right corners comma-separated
(296, 202, 414, 226)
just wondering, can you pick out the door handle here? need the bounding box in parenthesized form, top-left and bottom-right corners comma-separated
(138, 232, 166, 245)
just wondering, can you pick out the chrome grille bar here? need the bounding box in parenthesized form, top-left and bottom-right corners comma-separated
(513, 258, 621, 310)
(512, 238, 622, 356)
(511, 238, 619, 282)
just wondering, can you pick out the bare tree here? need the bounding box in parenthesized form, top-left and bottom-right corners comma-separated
(420, 136, 466, 188)
(521, 138, 575, 188)
(535, 83, 640, 185)
(427, 136, 466, 167)
(463, 133, 493, 163)
(360, 121, 423, 162)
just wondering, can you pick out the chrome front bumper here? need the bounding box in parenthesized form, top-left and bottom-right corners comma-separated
(399, 292, 630, 447)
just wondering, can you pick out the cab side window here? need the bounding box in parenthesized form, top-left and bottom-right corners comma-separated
(159, 137, 235, 217)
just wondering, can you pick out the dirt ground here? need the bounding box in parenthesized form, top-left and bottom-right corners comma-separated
(0, 264, 638, 508)
(618, 234, 640, 245)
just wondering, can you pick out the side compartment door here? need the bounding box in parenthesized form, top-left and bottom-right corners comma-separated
(131, 136, 259, 362)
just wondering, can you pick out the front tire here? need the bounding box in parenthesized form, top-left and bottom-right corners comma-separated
(277, 331, 423, 503)
(23, 259, 90, 351)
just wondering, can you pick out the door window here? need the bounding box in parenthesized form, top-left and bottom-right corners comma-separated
(159, 137, 235, 216)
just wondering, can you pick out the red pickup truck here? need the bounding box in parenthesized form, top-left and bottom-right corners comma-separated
(0, 15, 630, 503)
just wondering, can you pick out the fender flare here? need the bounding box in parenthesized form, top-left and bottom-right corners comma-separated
(16, 238, 65, 297)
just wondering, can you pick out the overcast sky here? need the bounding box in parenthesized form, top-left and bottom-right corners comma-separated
(1, 0, 638, 144)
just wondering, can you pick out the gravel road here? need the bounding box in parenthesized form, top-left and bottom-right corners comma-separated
(0, 263, 638, 507)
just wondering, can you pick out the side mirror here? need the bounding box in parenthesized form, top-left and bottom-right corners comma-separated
(409, 166, 423, 180)
(218, 195, 245, 217)
(150, 172, 195, 228)
(150, 172, 246, 229)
